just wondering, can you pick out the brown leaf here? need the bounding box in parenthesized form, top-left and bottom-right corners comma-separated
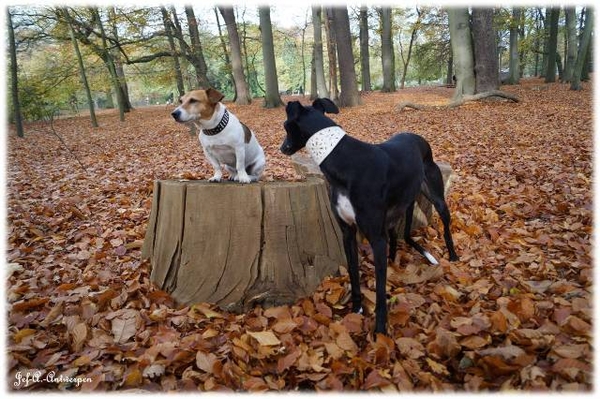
(247, 330, 281, 346)
(277, 347, 301, 373)
(395, 337, 425, 359)
(71, 322, 88, 352)
(196, 351, 218, 374)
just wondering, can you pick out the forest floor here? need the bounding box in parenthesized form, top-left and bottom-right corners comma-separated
(5, 78, 593, 392)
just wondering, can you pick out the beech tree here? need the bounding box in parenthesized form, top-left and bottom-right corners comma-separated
(358, 6, 371, 91)
(312, 6, 329, 98)
(7, 8, 24, 137)
(379, 7, 396, 92)
(64, 8, 98, 127)
(563, 7, 578, 83)
(331, 6, 361, 107)
(471, 8, 498, 92)
(447, 8, 475, 100)
(324, 8, 339, 101)
(258, 7, 283, 108)
(507, 7, 521, 85)
(184, 6, 211, 88)
(160, 6, 184, 97)
(571, 7, 593, 91)
(544, 7, 560, 83)
(218, 6, 251, 104)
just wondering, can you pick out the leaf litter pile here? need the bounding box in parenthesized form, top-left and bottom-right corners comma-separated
(6, 79, 592, 391)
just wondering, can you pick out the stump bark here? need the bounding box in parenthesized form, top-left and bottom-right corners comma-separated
(142, 178, 345, 312)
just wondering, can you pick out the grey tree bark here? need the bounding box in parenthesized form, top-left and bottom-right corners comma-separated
(185, 6, 211, 88)
(564, 7, 578, 82)
(7, 8, 24, 137)
(472, 8, 499, 92)
(160, 7, 185, 97)
(380, 7, 396, 92)
(92, 7, 125, 121)
(448, 8, 475, 101)
(109, 8, 132, 112)
(544, 7, 560, 83)
(359, 6, 371, 91)
(218, 6, 251, 104)
(571, 8, 593, 91)
(399, 7, 421, 90)
(258, 7, 283, 108)
(324, 8, 339, 101)
(331, 6, 361, 107)
(312, 6, 329, 98)
(64, 8, 98, 127)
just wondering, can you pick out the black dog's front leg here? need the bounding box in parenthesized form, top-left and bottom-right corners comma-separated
(340, 223, 361, 313)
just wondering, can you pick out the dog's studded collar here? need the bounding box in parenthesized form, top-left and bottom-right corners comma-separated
(202, 108, 229, 136)
(305, 126, 346, 165)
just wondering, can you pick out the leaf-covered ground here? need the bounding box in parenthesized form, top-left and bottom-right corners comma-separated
(6, 79, 593, 391)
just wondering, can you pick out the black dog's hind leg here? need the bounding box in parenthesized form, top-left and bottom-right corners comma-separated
(403, 201, 439, 265)
(387, 227, 398, 262)
(340, 222, 362, 314)
(423, 162, 459, 261)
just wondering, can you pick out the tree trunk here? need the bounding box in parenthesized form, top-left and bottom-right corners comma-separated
(380, 7, 396, 92)
(571, 8, 593, 91)
(160, 7, 185, 97)
(472, 8, 499, 93)
(448, 8, 475, 101)
(218, 6, 251, 105)
(142, 178, 345, 311)
(8, 8, 24, 137)
(358, 6, 371, 92)
(331, 6, 361, 107)
(544, 7, 560, 83)
(507, 7, 520, 85)
(259, 7, 283, 107)
(185, 6, 211, 88)
(399, 7, 421, 90)
(324, 8, 339, 102)
(564, 7, 578, 82)
(310, 47, 318, 100)
(312, 6, 329, 98)
(109, 8, 132, 113)
(65, 8, 98, 128)
(213, 7, 234, 96)
(93, 7, 125, 122)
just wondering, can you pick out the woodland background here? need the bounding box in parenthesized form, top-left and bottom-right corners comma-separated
(5, 3, 594, 392)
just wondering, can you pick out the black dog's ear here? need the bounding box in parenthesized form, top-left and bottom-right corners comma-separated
(285, 101, 304, 121)
(312, 98, 339, 114)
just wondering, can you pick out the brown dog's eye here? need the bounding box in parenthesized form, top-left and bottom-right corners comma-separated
(189, 98, 198, 104)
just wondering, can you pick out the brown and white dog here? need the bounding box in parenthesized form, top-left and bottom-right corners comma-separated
(171, 88, 265, 183)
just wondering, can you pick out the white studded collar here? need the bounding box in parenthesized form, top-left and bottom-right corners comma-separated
(305, 126, 346, 165)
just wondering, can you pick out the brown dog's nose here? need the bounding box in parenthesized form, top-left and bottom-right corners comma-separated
(171, 110, 180, 121)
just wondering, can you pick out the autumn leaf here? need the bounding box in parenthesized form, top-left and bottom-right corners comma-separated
(196, 351, 218, 374)
(247, 331, 281, 346)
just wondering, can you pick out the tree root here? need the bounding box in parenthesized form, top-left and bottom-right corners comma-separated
(396, 90, 519, 111)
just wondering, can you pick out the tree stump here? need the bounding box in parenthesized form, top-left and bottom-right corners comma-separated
(142, 178, 345, 312)
(291, 153, 454, 233)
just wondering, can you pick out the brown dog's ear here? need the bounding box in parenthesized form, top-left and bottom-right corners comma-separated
(206, 88, 225, 104)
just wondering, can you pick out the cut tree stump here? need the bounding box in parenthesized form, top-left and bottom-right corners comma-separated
(142, 178, 345, 312)
(291, 153, 454, 232)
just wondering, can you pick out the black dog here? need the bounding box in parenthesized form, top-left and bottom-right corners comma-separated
(280, 98, 459, 334)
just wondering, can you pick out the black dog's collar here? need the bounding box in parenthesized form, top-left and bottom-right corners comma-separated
(202, 109, 229, 136)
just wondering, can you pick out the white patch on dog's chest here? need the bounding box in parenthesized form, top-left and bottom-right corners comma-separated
(336, 194, 356, 225)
